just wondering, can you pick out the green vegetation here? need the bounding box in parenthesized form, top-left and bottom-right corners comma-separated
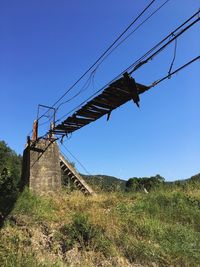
(59, 213, 114, 257)
(0, 182, 200, 267)
(0, 140, 200, 266)
(83, 174, 126, 192)
(125, 174, 165, 192)
(0, 141, 21, 222)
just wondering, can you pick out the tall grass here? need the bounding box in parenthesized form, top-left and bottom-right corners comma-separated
(13, 187, 58, 222)
(0, 185, 200, 266)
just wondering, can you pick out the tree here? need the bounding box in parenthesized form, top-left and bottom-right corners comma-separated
(0, 141, 21, 182)
(0, 141, 22, 221)
(126, 175, 165, 192)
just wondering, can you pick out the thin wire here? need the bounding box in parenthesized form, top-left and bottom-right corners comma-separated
(56, 0, 169, 111)
(60, 143, 104, 190)
(60, 142, 92, 175)
(38, 117, 53, 127)
(36, 0, 156, 121)
(55, 10, 200, 124)
(59, 148, 71, 163)
(38, 71, 96, 128)
(125, 10, 200, 74)
(37, 109, 56, 127)
(168, 37, 177, 77)
(56, 76, 119, 123)
(62, 55, 200, 123)
(27, 130, 33, 137)
(129, 14, 200, 74)
(93, 0, 170, 72)
(56, 70, 96, 110)
(149, 55, 200, 87)
(39, 56, 200, 170)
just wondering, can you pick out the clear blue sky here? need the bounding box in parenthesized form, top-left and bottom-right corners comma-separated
(0, 0, 200, 181)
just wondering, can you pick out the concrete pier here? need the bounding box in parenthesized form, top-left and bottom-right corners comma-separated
(22, 138, 61, 194)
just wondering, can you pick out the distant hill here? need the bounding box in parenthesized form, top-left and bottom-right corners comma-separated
(165, 173, 200, 186)
(82, 174, 126, 192)
(82, 173, 200, 192)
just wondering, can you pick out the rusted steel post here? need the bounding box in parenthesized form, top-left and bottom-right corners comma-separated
(32, 120, 38, 141)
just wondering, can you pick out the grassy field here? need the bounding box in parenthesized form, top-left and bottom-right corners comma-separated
(0, 182, 200, 267)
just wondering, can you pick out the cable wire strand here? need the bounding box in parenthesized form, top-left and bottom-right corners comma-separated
(168, 37, 177, 77)
(55, 10, 200, 124)
(60, 142, 92, 175)
(93, 0, 170, 73)
(56, 0, 170, 111)
(36, 0, 157, 121)
(129, 14, 200, 74)
(149, 55, 200, 87)
(43, 54, 199, 140)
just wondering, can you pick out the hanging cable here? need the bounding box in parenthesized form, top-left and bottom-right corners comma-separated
(60, 142, 92, 175)
(93, 0, 170, 73)
(56, 70, 96, 110)
(43, 1, 171, 113)
(29, 6, 200, 140)
(56, 0, 170, 111)
(121, 9, 200, 74)
(129, 13, 200, 74)
(168, 36, 177, 78)
(42, 55, 200, 141)
(55, 10, 200, 124)
(36, 0, 157, 122)
(60, 143, 105, 190)
(149, 55, 200, 88)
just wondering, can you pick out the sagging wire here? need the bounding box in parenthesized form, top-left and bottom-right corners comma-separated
(35, 0, 157, 125)
(92, 0, 170, 74)
(55, 10, 200, 124)
(168, 35, 178, 78)
(53, 0, 169, 115)
(60, 142, 92, 175)
(56, 70, 96, 110)
(149, 55, 200, 88)
(130, 20, 199, 74)
(60, 141, 102, 188)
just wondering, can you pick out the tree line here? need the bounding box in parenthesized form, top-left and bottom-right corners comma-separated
(0, 141, 21, 222)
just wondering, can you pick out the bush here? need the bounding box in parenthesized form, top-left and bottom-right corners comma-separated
(59, 213, 114, 257)
(14, 188, 56, 222)
(0, 141, 21, 220)
(132, 191, 200, 231)
(114, 191, 200, 266)
(126, 175, 165, 192)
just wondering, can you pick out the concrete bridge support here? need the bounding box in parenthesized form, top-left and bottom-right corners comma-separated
(22, 138, 61, 194)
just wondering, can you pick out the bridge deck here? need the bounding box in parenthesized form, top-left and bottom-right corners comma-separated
(53, 74, 148, 135)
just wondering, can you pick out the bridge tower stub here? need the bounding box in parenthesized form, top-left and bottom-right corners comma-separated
(22, 138, 62, 194)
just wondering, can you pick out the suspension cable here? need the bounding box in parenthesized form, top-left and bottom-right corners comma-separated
(55, 0, 170, 112)
(93, 0, 170, 73)
(55, 10, 200, 124)
(36, 0, 157, 122)
(149, 55, 200, 88)
(60, 142, 92, 175)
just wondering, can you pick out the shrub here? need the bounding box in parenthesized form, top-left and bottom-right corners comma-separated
(126, 175, 165, 192)
(132, 191, 200, 231)
(59, 213, 114, 257)
(13, 188, 56, 222)
(0, 141, 21, 220)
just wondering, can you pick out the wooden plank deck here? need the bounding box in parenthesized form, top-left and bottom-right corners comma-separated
(53, 73, 148, 135)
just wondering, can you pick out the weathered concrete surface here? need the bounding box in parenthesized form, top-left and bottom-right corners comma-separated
(22, 139, 61, 194)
